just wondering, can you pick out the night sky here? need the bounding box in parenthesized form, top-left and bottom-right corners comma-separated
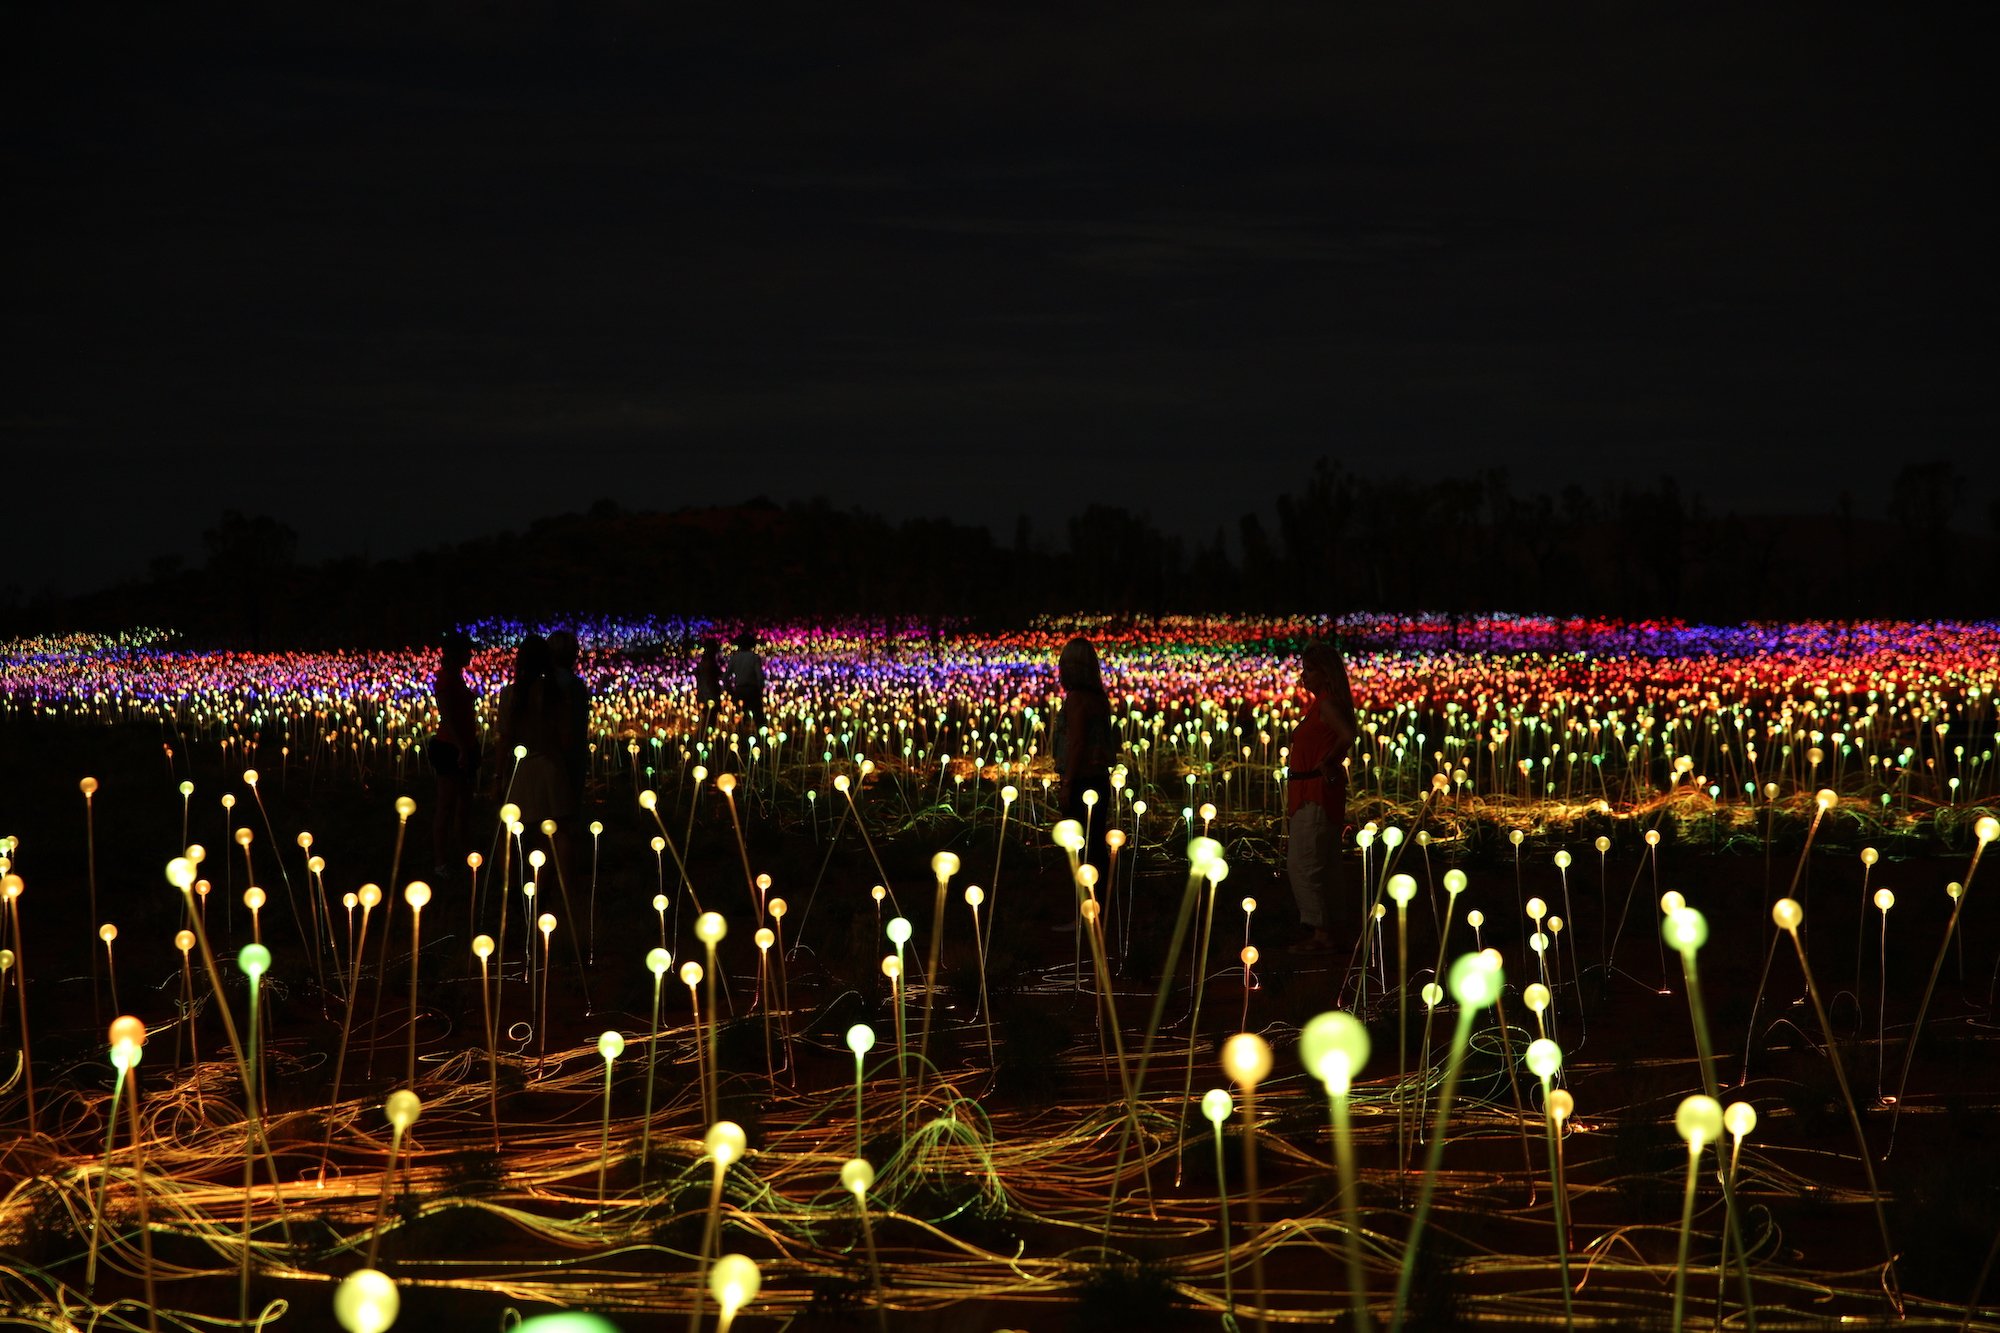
(5, 3, 1990, 598)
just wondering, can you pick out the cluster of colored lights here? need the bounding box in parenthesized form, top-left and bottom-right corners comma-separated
(3, 615, 1994, 814)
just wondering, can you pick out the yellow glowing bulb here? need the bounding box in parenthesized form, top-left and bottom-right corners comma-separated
(395, 796, 416, 820)
(404, 881, 431, 910)
(473, 935, 494, 960)
(681, 961, 703, 986)
(1221, 1032, 1273, 1088)
(1772, 897, 1803, 932)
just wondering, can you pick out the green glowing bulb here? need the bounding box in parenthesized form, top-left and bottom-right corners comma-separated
(333, 1268, 399, 1333)
(846, 1023, 876, 1056)
(237, 943, 271, 980)
(1663, 906, 1708, 953)
(1525, 1038, 1561, 1080)
(1448, 951, 1503, 1010)
(1200, 1088, 1234, 1124)
(1676, 1094, 1723, 1148)
(1298, 1010, 1370, 1093)
(840, 1157, 875, 1196)
(598, 1030, 626, 1061)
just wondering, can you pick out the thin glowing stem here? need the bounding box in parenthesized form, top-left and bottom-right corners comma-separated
(1389, 1003, 1478, 1333)
(1889, 835, 1988, 1149)
(1329, 1084, 1371, 1333)
(1781, 919, 1903, 1315)
(1671, 1143, 1701, 1333)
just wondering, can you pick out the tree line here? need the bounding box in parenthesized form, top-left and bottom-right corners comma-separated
(12, 460, 1993, 648)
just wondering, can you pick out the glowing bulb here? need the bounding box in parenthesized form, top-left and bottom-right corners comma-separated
(647, 947, 671, 976)
(708, 1253, 760, 1318)
(1298, 1010, 1369, 1093)
(1526, 897, 1546, 921)
(1523, 983, 1550, 1015)
(681, 961, 703, 986)
(238, 943, 270, 979)
(639, 790, 658, 811)
(1525, 1037, 1562, 1080)
(395, 796, 416, 821)
(1873, 888, 1895, 912)
(175, 929, 194, 953)
(716, 773, 737, 794)
(930, 851, 960, 879)
(769, 897, 787, 919)
(1724, 1101, 1757, 1139)
(886, 917, 912, 947)
(1816, 788, 1836, 810)
(881, 956, 902, 981)
(333, 1269, 399, 1333)
(696, 912, 728, 945)
(1448, 951, 1503, 1009)
(244, 886, 266, 912)
(385, 1089, 422, 1132)
(1052, 820, 1085, 853)
(841, 1157, 875, 1195)
(1977, 816, 1999, 844)
(597, 1031, 625, 1061)
(846, 1023, 876, 1056)
(1221, 1032, 1272, 1088)
(1663, 906, 1708, 952)
(1659, 890, 1685, 914)
(473, 935, 495, 961)
(1772, 898, 1803, 932)
(500, 803, 521, 825)
(964, 885, 985, 908)
(243, 769, 259, 787)
(1644, 830, 1660, 847)
(1443, 869, 1467, 894)
(538, 912, 557, 938)
(1421, 982, 1443, 1008)
(871, 885, 886, 904)
(1388, 873, 1417, 905)
(1860, 847, 1879, 867)
(404, 881, 430, 910)
(1548, 1089, 1574, 1125)
(705, 1120, 747, 1167)
(834, 774, 850, 794)
(99, 923, 117, 944)
(1594, 836, 1610, 853)
(1466, 909, 1485, 930)
(1509, 829, 1524, 847)
(1675, 1094, 1723, 1148)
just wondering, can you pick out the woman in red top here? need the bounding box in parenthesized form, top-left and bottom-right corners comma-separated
(1285, 641, 1357, 953)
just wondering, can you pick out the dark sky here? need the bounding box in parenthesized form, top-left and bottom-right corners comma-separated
(5, 3, 1991, 597)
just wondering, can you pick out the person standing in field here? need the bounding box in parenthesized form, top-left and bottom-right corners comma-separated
(728, 630, 766, 731)
(695, 636, 725, 733)
(1056, 635, 1115, 873)
(1285, 640, 1357, 954)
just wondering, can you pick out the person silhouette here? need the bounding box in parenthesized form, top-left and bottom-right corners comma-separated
(1056, 635, 1114, 873)
(1284, 640, 1358, 954)
(695, 636, 725, 733)
(727, 630, 766, 731)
